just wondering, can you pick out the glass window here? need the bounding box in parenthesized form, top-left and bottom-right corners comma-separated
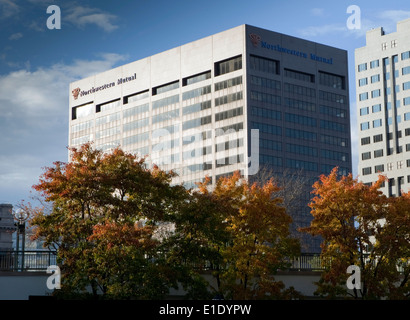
(153, 81, 179, 95)
(404, 112, 410, 121)
(286, 159, 317, 172)
(285, 113, 317, 127)
(284, 128, 316, 141)
(215, 76, 243, 91)
(182, 100, 211, 115)
(360, 107, 369, 116)
(361, 137, 370, 145)
(374, 149, 383, 158)
(182, 85, 211, 100)
(362, 167, 372, 175)
(375, 164, 384, 173)
(319, 91, 347, 104)
(182, 116, 212, 131)
(358, 63, 367, 72)
(319, 71, 345, 89)
(287, 144, 317, 157)
(371, 74, 380, 83)
(404, 97, 410, 106)
(284, 98, 315, 112)
(361, 152, 371, 160)
(371, 89, 381, 98)
(359, 78, 368, 86)
(249, 55, 279, 75)
(250, 91, 280, 105)
(215, 107, 243, 122)
(401, 51, 410, 60)
(123, 117, 149, 131)
(360, 122, 370, 131)
(72, 102, 94, 120)
(152, 94, 179, 110)
(321, 135, 348, 147)
(215, 91, 243, 106)
(183, 71, 211, 86)
(124, 90, 149, 104)
(370, 60, 379, 68)
(284, 68, 314, 82)
(373, 134, 383, 142)
(215, 55, 242, 76)
(373, 119, 382, 128)
(359, 92, 368, 101)
(123, 103, 149, 118)
(321, 149, 348, 162)
(320, 120, 346, 132)
(96, 112, 120, 126)
(319, 105, 346, 118)
(252, 122, 282, 136)
(152, 109, 179, 124)
(252, 107, 281, 120)
(284, 83, 316, 97)
(403, 81, 410, 91)
(372, 104, 381, 113)
(71, 119, 94, 133)
(402, 66, 410, 75)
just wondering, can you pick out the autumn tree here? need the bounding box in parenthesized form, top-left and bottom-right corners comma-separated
(30, 143, 188, 299)
(301, 167, 410, 299)
(194, 171, 301, 299)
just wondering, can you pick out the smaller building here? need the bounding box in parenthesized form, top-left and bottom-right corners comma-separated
(355, 18, 410, 195)
(0, 204, 16, 250)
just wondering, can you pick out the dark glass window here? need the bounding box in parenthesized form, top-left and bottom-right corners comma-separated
(215, 55, 242, 76)
(249, 54, 279, 74)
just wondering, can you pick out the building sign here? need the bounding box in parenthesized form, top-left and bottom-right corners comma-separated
(249, 33, 333, 65)
(72, 73, 137, 100)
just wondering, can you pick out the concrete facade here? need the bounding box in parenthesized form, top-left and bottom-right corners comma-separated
(69, 25, 351, 253)
(356, 18, 410, 195)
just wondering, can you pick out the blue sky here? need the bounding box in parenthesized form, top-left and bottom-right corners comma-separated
(1, 0, 410, 206)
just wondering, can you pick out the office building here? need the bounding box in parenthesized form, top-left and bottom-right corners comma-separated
(356, 18, 410, 196)
(69, 25, 352, 252)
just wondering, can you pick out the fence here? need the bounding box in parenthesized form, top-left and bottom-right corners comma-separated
(0, 250, 57, 272)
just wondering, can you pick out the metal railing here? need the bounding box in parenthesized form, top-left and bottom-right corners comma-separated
(0, 250, 57, 272)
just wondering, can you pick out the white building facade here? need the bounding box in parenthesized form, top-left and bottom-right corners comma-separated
(356, 18, 410, 196)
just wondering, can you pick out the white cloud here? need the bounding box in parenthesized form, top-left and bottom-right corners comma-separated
(299, 23, 346, 38)
(0, 0, 19, 19)
(66, 6, 119, 32)
(376, 10, 410, 32)
(0, 53, 127, 205)
(9, 32, 23, 40)
(310, 8, 325, 17)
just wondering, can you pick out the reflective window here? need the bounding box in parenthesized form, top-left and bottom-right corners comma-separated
(249, 55, 279, 74)
(215, 55, 242, 76)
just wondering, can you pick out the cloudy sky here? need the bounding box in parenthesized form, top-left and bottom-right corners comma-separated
(1, 0, 410, 206)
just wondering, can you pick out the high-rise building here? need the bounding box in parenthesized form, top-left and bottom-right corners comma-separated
(69, 25, 351, 252)
(356, 18, 410, 196)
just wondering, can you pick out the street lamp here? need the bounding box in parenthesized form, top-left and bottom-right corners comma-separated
(13, 210, 29, 271)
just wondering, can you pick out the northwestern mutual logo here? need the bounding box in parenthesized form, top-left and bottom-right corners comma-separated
(249, 33, 261, 47)
(249, 33, 333, 65)
(72, 87, 80, 100)
(73, 73, 138, 99)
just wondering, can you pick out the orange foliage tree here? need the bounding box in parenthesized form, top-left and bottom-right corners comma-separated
(30, 143, 188, 299)
(195, 171, 301, 299)
(301, 167, 410, 299)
